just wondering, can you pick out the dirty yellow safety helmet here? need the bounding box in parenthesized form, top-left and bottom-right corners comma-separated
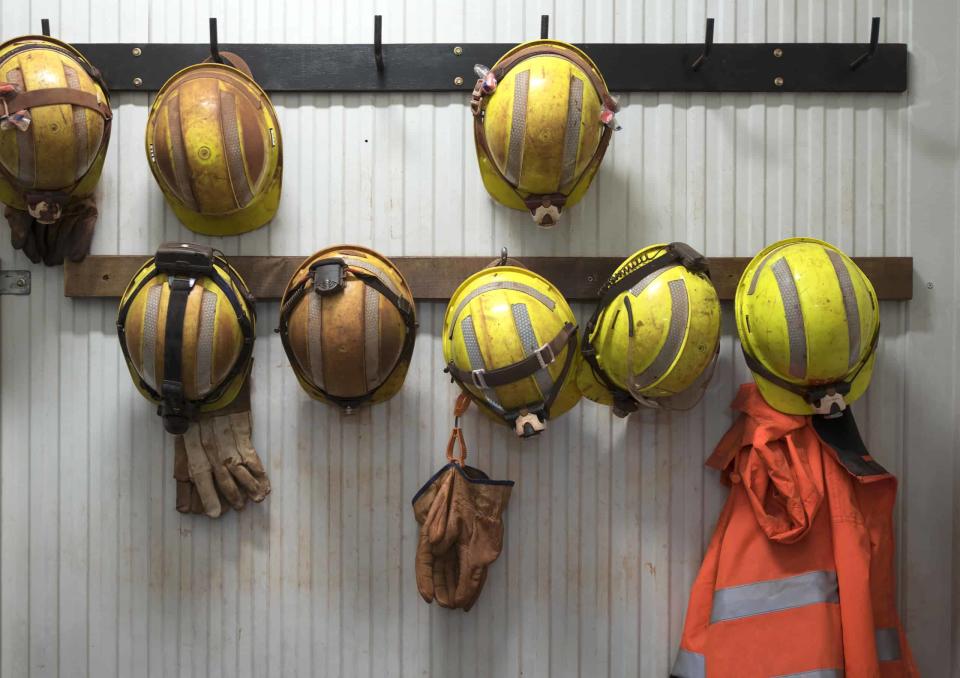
(0, 34, 111, 222)
(471, 40, 618, 227)
(145, 54, 282, 236)
(442, 261, 581, 437)
(277, 245, 417, 411)
(578, 243, 721, 416)
(117, 243, 256, 434)
(735, 237, 880, 416)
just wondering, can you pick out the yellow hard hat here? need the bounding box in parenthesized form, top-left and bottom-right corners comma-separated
(471, 40, 618, 227)
(117, 243, 256, 433)
(442, 261, 581, 437)
(578, 243, 721, 415)
(145, 55, 282, 236)
(735, 237, 880, 415)
(0, 34, 112, 222)
(277, 245, 417, 411)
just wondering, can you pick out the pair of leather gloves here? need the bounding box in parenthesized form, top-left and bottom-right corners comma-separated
(412, 396, 514, 614)
(173, 385, 271, 519)
(413, 462, 513, 610)
(5, 199, 97, 265)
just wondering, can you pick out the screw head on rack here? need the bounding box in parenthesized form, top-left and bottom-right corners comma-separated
(453, 46, 463, 56)
(454, 76, 464, 86)
(774, 76, 784, 87)
(132, 47, 142, 57)
(773, 47, 783, 58)
(133, 77, 143, 87)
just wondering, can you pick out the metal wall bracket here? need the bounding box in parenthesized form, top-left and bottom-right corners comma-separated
(0, 270, 31, 295)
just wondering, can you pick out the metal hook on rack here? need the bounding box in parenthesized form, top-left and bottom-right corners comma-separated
(691, 18, 715, 71)
(41, 18, 51, 37)
(850, 17, 881, 70)
(374, 15, 384, 73)
(209, 17, 224, 64)
(540, 15, 549, 40)
(500, 247, 509, 266)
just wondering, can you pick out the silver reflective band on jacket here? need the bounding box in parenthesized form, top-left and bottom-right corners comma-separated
(710, 570, 839, 623)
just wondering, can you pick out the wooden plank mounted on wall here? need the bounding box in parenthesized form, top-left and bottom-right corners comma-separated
(64, 255, 914, 301)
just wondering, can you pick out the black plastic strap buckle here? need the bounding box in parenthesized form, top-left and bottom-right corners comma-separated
(670, 241, 709, 273)
(612, 393, 639, 419)
(312, 259, 345, 295)
(155, 242, 215, 278)
(159, 380, 194, 434)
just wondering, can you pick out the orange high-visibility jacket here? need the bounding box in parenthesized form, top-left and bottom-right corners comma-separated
(672, 384, 918, 678)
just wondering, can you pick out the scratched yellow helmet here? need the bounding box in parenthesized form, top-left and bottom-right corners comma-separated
(145, 55, 282, 236)
(0, 34, 111, 223)
(735, 237, 880, 415)
(442, 261, 581, 438)
(471, 40, 618, 227)
(117, 243, 256, 434)
(277, 245, 417, 411)
(578, 243, 721, 416)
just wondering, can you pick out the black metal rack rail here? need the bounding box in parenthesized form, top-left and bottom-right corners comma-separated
(64, 16, 906, 94)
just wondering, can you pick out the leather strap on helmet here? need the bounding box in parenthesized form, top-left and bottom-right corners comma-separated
(445, 321, 578, 435)
(740, 323, 880, 414)
(116, 243, 256, 432)
(276, 256, 417, 411)
(446, 322, 575, 390)
(4, 87, 112, 119)
(159, 275, 194, 433)
(580, 242, 710, 415)
(472, 43, 615, 220)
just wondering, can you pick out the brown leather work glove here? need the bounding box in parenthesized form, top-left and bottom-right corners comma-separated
(412, 463, 513, 611)
(172, 386, 271, 518)
(5, 198, 97, 266)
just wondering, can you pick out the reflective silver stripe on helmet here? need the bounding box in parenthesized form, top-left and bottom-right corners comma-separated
(670, 649, 705, 678)
(461, 315, 501, 408)
(504, 69, 530, 185)
(631, 279, 688, 391)
(6, 68, 34, 185)
(448, 281, 556, 339)
(629, 264, 674, 297)
(364, 284, 381, 389)
(772, 257, 808, 379)
(166, 97, 199, 212)
(307, 292, 325, 390)
(195, 289, 218, 397)
(219, 89, 253, 207)
(63, 64, 90, 178)
(747, 247, 782, 295)
(824, 248, 861, 369)
(512, 303, 553, 398)
(558, 75, 584, 191)
(710, 570, 839, 624)
(140, 284, 163, 391)
(340, 256, 404, 301)
(875, 628, 902, 662)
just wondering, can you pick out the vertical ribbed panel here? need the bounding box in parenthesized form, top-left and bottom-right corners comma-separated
(0, 1, 956, 677)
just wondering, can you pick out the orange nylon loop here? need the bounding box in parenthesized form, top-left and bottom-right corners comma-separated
(454, 392, 471, 418)
(446, 393, 472, 466)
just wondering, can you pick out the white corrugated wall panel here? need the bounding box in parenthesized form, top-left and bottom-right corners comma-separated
(0, 0, 956, 676)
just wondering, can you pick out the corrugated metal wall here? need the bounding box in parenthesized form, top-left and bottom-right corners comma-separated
(0, 0, 957, 676)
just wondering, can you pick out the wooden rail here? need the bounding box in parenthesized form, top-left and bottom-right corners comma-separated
(64, 255, 914, 301)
